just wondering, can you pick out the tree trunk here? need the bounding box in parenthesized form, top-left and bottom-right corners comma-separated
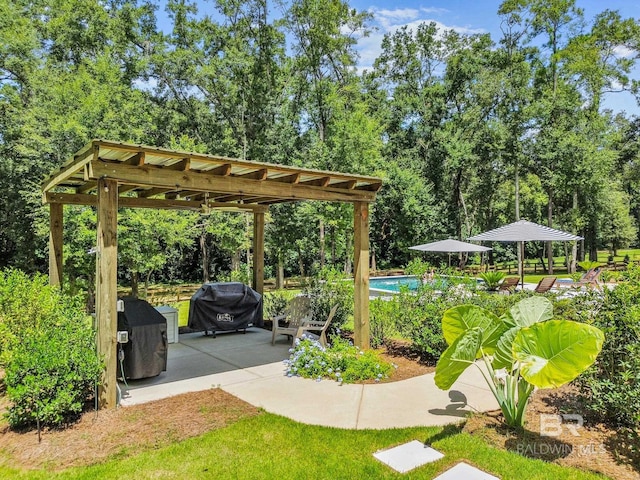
(514, 163, 520, 221)
(276, 255, 284, 290)
(319, 219, 325, 269)
(331, 228, 336, 265)
(297, 246, 305, 278)
(200, 231, 209, 282)
(131, 271, 139, 298)
(547, 193, 554, 274)
(144, 271, 152, 299)
(370, 246, 377, 273)
(344, 232, 352, 274)
(232, 251, 241, 272)
(570, 191, 578, 274)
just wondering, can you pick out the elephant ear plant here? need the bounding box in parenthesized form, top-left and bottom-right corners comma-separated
(434, 297, 604, 428)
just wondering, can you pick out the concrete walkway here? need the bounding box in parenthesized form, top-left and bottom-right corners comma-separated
(119, 329, 498, 429)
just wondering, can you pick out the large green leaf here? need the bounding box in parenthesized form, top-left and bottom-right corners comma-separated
(442, 305, 505, 354)
(435, 328, 482, 390)
(492, 326, 520, 370)
(513, 320, 604, 388)
(509, 297, 553, 328)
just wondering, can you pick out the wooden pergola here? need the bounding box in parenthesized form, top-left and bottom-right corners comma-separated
(42, 139, 382, 408)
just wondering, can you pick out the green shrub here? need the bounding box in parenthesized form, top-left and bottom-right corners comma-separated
(262, 290, 292, 319)
(478, 271, 506, 291)
(0, 269, 103, 429)
(369, 297, 401, 348)
(575, 264, 640, 427)
(285, 337, 393, 383)
(384, 285, 532, 363)
(303, 268, 353, 333)
(404, 258, 432, 276)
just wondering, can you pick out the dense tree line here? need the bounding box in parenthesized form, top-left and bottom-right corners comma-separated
(1, 0, 639, 288)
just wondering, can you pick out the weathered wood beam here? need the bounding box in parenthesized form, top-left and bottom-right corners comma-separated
(353, 201, 370, 350)
(331, 180, 357, 190)
(96, 178, 118, 409)
(237, 168, 268, 181)
(166, 157, 190, 171)
(42, 143, 98, 192)
(356, 182, 383, 192)
(272, 173, 300, 184)
(118, 184, 139, 195)
(48, 203, 63, 287)
(208, 164, 232, 176)
(125, 151, 145, 166)
(138, 187, 175, 198)
(45, 192, 268, 212)
(301, 176, 331, 187)
(89, 161, 376, 203)
(253, 211, 265, 295)
(77, 181, 97, 194)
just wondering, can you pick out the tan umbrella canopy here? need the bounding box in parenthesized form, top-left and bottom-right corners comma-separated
(468, 220, 583, 286)
(409, 239, 492, 267)
(409, 239, 492, 253)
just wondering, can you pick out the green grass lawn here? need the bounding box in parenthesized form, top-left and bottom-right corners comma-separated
(0, 413, 607, 479)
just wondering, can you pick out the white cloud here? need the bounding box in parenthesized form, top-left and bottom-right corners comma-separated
(420, 7, 449, 15)
(613, 45, 635, 59)
(356, 5, 486, 71)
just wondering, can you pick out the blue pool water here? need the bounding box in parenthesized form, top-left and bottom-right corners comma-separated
(369, 274, 478, 293)
(369, 275, 422, 292)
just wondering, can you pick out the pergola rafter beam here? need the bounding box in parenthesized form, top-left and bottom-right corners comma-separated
(45, 192, 268, 212)
(89, 161, 376, 203)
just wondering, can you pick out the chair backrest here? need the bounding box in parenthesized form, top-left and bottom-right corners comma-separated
(583, 267, 602, 283)
(535, 276, 556, 293)
(499, 277, 519, 290)
(285, 296, 312, 328)
(303, 304, 339, 331)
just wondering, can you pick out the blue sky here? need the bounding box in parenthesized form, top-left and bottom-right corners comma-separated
(156, 0, 640, 115)
(350, 0, 640, 114)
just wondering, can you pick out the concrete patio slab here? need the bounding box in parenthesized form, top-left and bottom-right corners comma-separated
(374, 440, 444, 473)
(119, 327, 498, 430)
(433, 462, 499, 479)
(223, 374, 364, 429)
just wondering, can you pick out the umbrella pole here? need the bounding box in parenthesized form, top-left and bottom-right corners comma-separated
(519, 241, 525, 288)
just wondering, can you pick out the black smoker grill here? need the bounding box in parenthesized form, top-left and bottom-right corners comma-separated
(188, 282, 263, 336)
(117, 297, 168, 380)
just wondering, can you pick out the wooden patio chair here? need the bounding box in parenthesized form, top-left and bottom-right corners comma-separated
(271, 296, 312, 345)
(534, 276, 557, 294)
(498, 277, 519, 294)
(573, 267, 603, 289)
(295, 304, 339, 347)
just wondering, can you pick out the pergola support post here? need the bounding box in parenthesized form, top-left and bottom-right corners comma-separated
(48, 203, 64, 287)
(95, 178, 119, 408)
(353, 201, 370, 349)
(253, 211, 265, 295)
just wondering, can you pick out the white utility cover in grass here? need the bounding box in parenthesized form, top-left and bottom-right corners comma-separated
(433, 462, 499, 480)
(373, 440, 444, 473)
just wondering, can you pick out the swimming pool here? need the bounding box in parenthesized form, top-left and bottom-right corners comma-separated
(369, 275, 421, 292)
(368, 274, 479, 295)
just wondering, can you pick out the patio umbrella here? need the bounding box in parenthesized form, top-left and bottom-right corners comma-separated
(467, 220, 583, 287)
(409, 239, 492, 267)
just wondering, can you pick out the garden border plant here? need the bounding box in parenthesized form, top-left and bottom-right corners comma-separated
(0, 269, 103, 430)
(285, 336, 393, 383)
(435, 296, 604, 428)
